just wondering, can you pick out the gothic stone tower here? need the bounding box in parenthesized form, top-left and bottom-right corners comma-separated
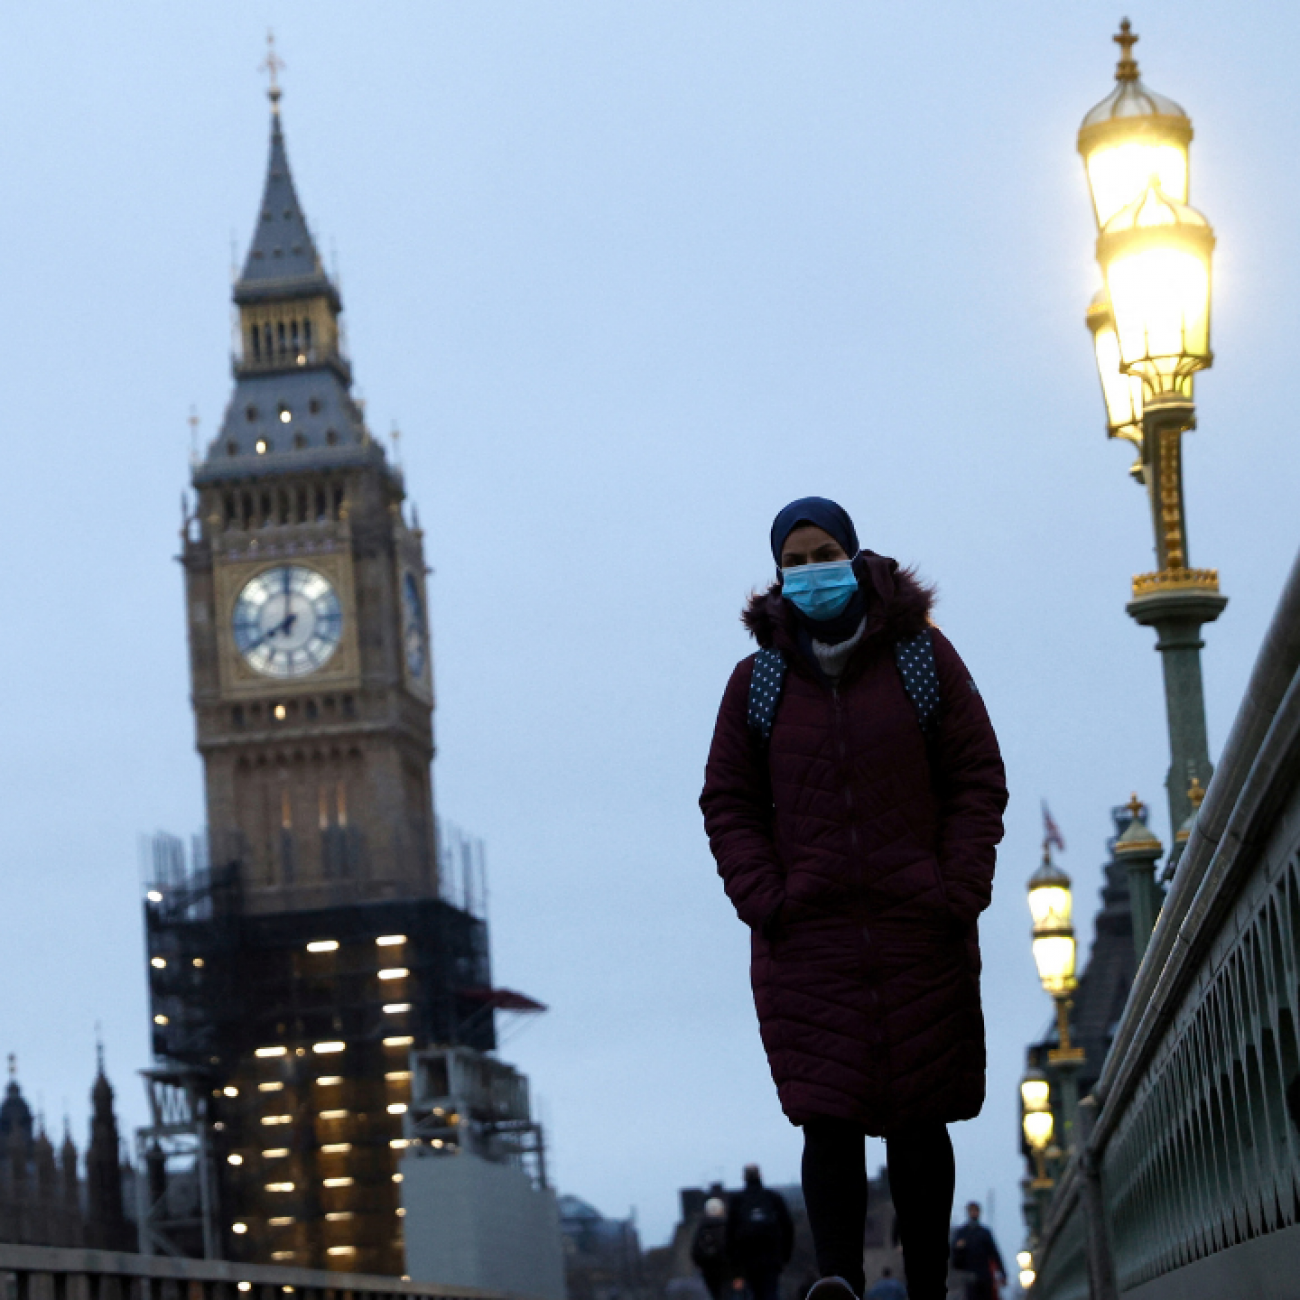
(155, 81, 490, 1274)
(185, 88, 436, 914)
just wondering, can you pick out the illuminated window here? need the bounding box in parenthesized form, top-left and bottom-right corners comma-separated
(256, 439, 269, 455)
(392, 1172, 404, 1183)
(385, 1070, 412, 1081)
(321, 1142, 352, 1154)
(323, 1176, 354, 1188)
(269, 1217, 295, 1227)
(232, 1222, 248, 1235)
(271, 1253, 295, 1262)
(255, 1046, 287, 1058)
(262, 1148, 290, 1159)
(325, 1211, 355, 1221)
(238, 1284, 252, 1293)
(258, 1081, 284, 1092)
(396, 1208, 407, 1218)
(320, 1109, 348, 1120)
(266, 1182, 295, 1193)
(327, 1246, 356, 1256)
(223, 1086, 239, 1097)
(261, 1115, 292, 1126)
(151, 957, 166, 969)
(376, 935, 406, 946)
(378, 968, 409, 981)
(153, 1015, 169, 1026)
(228, 1154, 244, 1166)
(273, 704, 287, 721)
(383, 1036, 414, 1048)
(147, 890, 163, 903)
(387, 1103, 408, 1115)
(390, 1138, 410, 1149)
(306, 940, 339, 954)
(193, 957, 205, 968)
(383, 1003, 411, 1014)
(279, 408, 292, 424)
(313, 1041, 345, 1054)
(316, 1076, 342, 1085)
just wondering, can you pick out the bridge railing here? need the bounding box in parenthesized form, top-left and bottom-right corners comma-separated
(0, 1243, 513, 1300)
(1033, 547, 1300, 1300)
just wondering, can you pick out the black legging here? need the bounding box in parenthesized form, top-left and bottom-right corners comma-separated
(802, 1117, 954, 1300)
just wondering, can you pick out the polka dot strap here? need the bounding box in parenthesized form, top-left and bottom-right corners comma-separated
(746, 647, 787, 744)
(893, 630, 942, 738)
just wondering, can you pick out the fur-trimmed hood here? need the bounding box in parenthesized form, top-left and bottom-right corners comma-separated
(741, 550, 934, 654)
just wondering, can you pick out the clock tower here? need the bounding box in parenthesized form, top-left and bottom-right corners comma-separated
(184, 87, 436, 915)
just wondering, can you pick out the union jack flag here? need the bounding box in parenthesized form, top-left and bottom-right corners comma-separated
(1042, 801, 1066, 853)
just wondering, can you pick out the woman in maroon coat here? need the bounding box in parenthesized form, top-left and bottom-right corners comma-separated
(700, 498, 1007, 1300)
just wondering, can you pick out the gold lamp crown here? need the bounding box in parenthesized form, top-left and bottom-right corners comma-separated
(1078, 20, 1193, 231)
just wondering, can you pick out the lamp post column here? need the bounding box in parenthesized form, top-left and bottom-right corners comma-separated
(1125, 394, 1228, 837)
(1048, 996, 1085, 1151)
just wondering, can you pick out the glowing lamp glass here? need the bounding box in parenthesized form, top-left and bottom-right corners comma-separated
(1020, 1269, 1037, 1289)
(1085, 141, 1187, 229)
(1087, 294, 1145, 440)
(1032, 933, 1077, 995)
(1098, 183, 1215, 395)
(1028, 883, 1073, 932)
(1023, 1109, 1055, 1151)
(1017, 1251, 1033, 1270)
(1020, 1078, 1051, 1113)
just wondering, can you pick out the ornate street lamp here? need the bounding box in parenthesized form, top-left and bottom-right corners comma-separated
(1021, 1064, 1056, 1241)
(1079, 22, 1227, 843)
(1028, 848, 1085, 1148)
(1017, 1251, 1037, 1292)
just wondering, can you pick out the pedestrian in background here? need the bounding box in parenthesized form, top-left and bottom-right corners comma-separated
(726, 1164, 794, 1300)
(692, 1186, 732, 1300)
(950, 1202, 1005, 1299)
(864, 1267, 906, 1300)
(701, 498, 1007, 1300)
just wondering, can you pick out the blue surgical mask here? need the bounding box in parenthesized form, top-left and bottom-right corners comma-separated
(781, 560, 858, 620)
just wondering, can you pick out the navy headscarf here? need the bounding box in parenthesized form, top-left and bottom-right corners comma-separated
(769, 496, 867, 650)
(770, 496, 860, 572)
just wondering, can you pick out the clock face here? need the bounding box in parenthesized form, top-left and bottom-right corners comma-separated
(233, 565, 343, 678)
(402, 572, 427, 678)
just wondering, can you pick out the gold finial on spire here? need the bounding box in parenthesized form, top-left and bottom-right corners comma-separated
(1113, 18, 1140, 83)
(1126, 791, 1145, 819)
(1187, 776, 1206, 810)
(261, 29, 286, 113)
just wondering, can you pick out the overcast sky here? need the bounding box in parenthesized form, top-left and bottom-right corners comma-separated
(1, 0, 1297, 1252)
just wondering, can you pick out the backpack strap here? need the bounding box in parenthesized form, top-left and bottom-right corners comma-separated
(746, 631, 941, 746)
(893, 629, 941, 738)
(747, 647, 787, 743)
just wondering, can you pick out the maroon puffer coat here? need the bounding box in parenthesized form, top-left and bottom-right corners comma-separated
(700, 553, 1007, 1134)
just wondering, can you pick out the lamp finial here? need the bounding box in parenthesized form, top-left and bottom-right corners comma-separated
(1126, 791, 1145, 819)
(1187, 776, 1206, 810)
(1114, 19, 1140, 83)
